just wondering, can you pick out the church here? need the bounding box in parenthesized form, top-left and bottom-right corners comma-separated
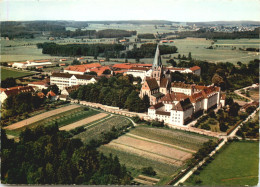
(140, 44, 224, 126)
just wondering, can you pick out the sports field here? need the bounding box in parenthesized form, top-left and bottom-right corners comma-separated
(184, 141, 259, 186)
(99, 126, 216, 184)
(1, 67, 34, 80)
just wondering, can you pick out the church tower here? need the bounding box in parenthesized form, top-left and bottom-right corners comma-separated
(151, 45, 163, 85)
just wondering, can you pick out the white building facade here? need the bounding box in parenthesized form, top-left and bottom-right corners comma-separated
(50, 73, 97, 90)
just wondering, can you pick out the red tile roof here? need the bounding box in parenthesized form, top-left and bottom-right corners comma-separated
(189, 66, 201, 71)
(47, 90, 56, 97)
(65, 63, 102, 72)
(3, 86, 34, 96)
(90, 66, 111, 76)
(189, 92, 204, 103)
(161, 92, 188, 103)
(113, 63, 133, 70)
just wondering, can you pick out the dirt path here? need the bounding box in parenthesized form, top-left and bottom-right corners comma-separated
(59, 113, 108, 131)
(4, 105, 80, 130)
(126, 133, 196, 153)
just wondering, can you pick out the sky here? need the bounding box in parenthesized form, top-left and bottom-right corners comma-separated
(0, 0, 260, 22)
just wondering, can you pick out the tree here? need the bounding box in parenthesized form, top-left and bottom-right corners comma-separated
(142, 95, 150, 111)
(141, 167, 156, 176)
(212, 74, 224, 86)
(167, 59, 177, 67)
(1, 77, 16, 88)
(72, 59, 81, 65)
(188, 52, 192, 60)
(229, 102, 240, 116)
(219, 122, 228, 132)
(103, 69, 111, 75)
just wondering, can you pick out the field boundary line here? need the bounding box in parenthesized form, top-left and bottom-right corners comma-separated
(110, 141, 183, 163)
(84, 114, 114, 130)
(59, 113, 108, 131)
(126, 133, 196, 154)
(4, 105, 81, 130)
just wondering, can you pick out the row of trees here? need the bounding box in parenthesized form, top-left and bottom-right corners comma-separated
(1, 125, 132, 184)
(175, 28, 259, 39)
(70, 75, 150, 113)
(37, 42, 125, 57)
(125, 43, 178, 59)
(50, 29, 137, 38)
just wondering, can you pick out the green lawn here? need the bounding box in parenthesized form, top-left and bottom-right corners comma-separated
(185, 141, 259, 186)
(1, 67, 34, 80)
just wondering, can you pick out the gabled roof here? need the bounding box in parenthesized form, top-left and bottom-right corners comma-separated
(149, 102, 164, 109)
(172, 98, 193, 111)
(146, 78, 159, 90)
(65, 63, 101, 72)
(3, 86, 34, 96)
(161, 92, 188, 103)
(65, 85, 80, 94)
(189, 92, 204, 103)
(189, 66, 201, 71)
(201, 86, 218, 98)
(47, 90, 56, 97)
(90, 66, 111, 76)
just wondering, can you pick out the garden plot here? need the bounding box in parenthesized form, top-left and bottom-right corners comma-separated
(59, 113, 108, 131)
(129, 126, 212, 151)
(107, 135, 192, 166)
(73, 116, 131, 144)
(4, 104, 80, 130)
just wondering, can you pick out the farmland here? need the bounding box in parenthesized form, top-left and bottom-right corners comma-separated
(99, 126, 216, 184)
(168, 38, 259, 64)
(1, 67, 35, 80)
(184, 141, 259, 186)
(4, 105, 101, 139)
(73, 116, 132, 144)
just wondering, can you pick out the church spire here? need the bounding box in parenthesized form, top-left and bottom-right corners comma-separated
(152, 44, 162, 68)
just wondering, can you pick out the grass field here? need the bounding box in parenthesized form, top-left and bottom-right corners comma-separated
(168, 38, 259, 64)
(184, 141, 259, 186)
(1, 67, 34, 80)
(226, 92, 249, 102)
(98, 126, 216, 184)
(1, 35, 259, 64)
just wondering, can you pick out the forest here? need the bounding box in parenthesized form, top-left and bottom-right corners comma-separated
(174, 28, 259, 39)
(37, 42, 125, 57)
(37, 42, 177, 58)
(1, 125, 132, 184)
(70, 74, 150, 113)
(124, 43, 178, 59)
